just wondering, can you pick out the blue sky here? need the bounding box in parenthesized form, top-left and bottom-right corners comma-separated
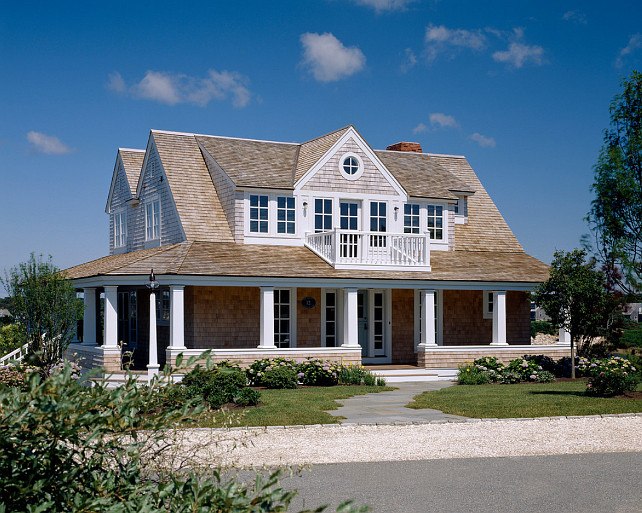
(1, 0, 641, 294)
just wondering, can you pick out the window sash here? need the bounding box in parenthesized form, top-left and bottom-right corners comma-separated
(249, 194, 269, 233)
(273, 288, 291, 348)
(427, 205, 444, 240)
(114, 212, 126, 247)
(277, 196, 295, 234)
(146, 201, 160, 240)
(315, 198, 333, 233)
(404, 204, 420, 234)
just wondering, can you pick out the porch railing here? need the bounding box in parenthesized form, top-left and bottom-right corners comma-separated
(305, 229, 430, 270)
(0, 343, 29, 366)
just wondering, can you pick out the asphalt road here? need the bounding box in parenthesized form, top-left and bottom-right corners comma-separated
(268, 452, 642, 513)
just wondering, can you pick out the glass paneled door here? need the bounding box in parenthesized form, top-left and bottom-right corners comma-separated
(358, 289, 387, 359)
(340, 201, 360, 259)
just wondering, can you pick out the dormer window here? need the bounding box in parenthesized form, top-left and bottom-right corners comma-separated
(145, 199, 160, 240)
(339, 152, 364, 180)
(113, 211, 126, 248)
(427, 205, 444, 240)
(249, 194, 269, 233)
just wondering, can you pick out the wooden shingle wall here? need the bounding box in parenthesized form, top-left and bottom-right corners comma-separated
(296, 287, 322, 348)
(302, 138, 398, 196)
(108, 161, 132, 254)
(391, 289, 415, 364)
(234, 191, 244, 242)
(184, 286, 260, 349)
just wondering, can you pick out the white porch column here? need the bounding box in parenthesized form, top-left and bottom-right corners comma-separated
(558, 327, 571, 344)
(103, 286, 119, 348)
(342, 288, 360, 347)
(169, 285, 185, 350)
(418, 289, 437, 347)
(259, 286, 276, 348)
(148, 289, 160, 377)
(83, 288, 97, 345)
(491, 291, 508, 345)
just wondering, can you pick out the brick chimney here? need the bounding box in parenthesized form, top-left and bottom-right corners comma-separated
(386, 142, 422, 153)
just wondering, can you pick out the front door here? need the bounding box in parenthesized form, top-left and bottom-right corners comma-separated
(358, 289, 388, 360)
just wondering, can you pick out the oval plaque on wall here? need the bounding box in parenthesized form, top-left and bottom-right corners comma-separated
(301, 297, 316, 309)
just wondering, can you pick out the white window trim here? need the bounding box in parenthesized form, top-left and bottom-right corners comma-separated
(403, 201, 449, 246)
(338, 152, 365, 181)
(454, 196, 468, 225)
(244, 193, 298, 238)
(145, 196, 161, 242)
(112, 210, 127, 249)
(483, 291, 494, 319)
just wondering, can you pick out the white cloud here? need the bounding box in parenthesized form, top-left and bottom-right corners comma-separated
(350, 0, 417, 12)
(429, 112, 458, 129)
(400, 48, 417, 73)
(616, 34, 642, 68)
(424, 23, 486, 62)
(492, 42, 545, 68)
(26, 131, 74, 155)
(470, 132, 496, 148)
(562, 10, 587, 24)
(300, 32, 366, 82)
(412, 123, 428, 134)
(108, 69, 252, 108)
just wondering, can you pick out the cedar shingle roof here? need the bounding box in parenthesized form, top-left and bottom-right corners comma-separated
(152, 131, 234, 242)
(196, 135, 298, 189)
(293, 126, 351, 183)
(65, 242, 549, 284)
(374, 150, 475, 200)
(118, 149, 145, 196)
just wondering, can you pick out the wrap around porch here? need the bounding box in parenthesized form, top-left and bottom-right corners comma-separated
(67, 282, 571, 375)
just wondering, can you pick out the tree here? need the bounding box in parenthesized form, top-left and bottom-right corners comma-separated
(587, 70, 642, 295)
(1, 253, 82, 373)
(532, 249, 616, 377)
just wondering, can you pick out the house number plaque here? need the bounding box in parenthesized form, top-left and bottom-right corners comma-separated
(301, 297, 316, 309)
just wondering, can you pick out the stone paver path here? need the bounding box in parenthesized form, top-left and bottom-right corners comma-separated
(328, 381, 468, 424)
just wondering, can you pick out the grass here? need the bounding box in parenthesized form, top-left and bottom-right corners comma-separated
(196, 385, 394, 428)
(406, 381, 642, 418)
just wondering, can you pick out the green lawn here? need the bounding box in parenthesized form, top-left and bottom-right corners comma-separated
(196, 385, 394, 428)
(406, 381, 642, 418)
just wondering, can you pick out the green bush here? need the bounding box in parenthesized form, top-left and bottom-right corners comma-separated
(620, 326, 642, 348)
(235, 387, 261, 407)
(530, 321, 556, 338)
(296, 359, 340, 386)
(473, 356, 505, 372)
(262, 366, 298, 389)
(246, 358, 297, 386)
(457, 363, 490, 385)
(182, 366, 247, 409)
(534, 370, 555, 383)
(338, 364, 367, 385)
(585, 355, 640, 396)
(0, 361, 368, 512)
(0, 324, 26, 358)
(376, 377, 387, 386)
(498, 371, 522, 384)
(363, 372, 376, 386)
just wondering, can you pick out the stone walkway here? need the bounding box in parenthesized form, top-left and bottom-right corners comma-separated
(328, 381, 468, 424)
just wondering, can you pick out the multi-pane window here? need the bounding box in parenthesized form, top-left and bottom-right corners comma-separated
(315, 198, 332, 233)
(369, 202, 386, 247)
(113, 212, 126, 247)
(427, 205, 444, 240)
(277, 196, 295, 234)
(156, 289, 170, 322)
(324, 291, 336, 347)
(340, 202, 358, 230)
(404, 204, 420, 234)
(249, 194, 269, 233)
(342, 156, 359, 175)
(484, 291, 494, 319)
(274, 289, 291, 348)
(146, 200, 160, 240)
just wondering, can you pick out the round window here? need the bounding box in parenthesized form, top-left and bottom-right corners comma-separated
(343, 156, 359, 175)
(338, 152, 363, 180)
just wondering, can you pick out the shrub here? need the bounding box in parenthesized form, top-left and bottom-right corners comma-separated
(235, 387, 261, 407)
(473, 356, 504, 372)
(498, 371, 522, 384)
(507, 358, 543, 381)
(0, 324, 26, 358)
(535, 370, 555, 383)
(376, 377, 387, 386)
(182, 366, 247, 409)
(523, 354, 558, 374)
(585, 355, 640, 396)
(530, 321, 556, 337)
(338, 363, 368, 385)
(620, 326, 642, 348)
(0, 365, 28, 390)
(0, 361, 355, 512)
(246, 358, 297, 386)
(296, 359, 340, 386)
(261, 366, 298, 389)
(363, 372, 376, 386)
(457, 362, 490, 385)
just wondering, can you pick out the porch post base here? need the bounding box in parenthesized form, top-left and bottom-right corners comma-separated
(100, 345, 122, 373)
(489, 341, 509, 346)
(147, 364, 160, 379)
(340, 344, 361, 349)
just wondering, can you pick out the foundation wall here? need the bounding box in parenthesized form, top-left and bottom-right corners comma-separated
(418, 345, 570, 369)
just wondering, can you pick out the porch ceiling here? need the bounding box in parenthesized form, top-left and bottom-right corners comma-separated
(65, 241, 549, 283)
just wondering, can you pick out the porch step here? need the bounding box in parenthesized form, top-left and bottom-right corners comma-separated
(367, 367, 457, 383)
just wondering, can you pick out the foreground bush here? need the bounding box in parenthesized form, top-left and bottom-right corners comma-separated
(297, 359, 340, 386)
(0, 360, 365, 512)
(585, 355, 639, 396)
(262, 366, 299, 389)
(181, 365, 248, 409)
(457, 362, 490, 385)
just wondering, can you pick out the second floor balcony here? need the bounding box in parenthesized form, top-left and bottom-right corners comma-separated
(305, 229, 431, 271)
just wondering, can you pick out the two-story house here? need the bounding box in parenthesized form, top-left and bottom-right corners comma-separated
(65, 126, 569, 374)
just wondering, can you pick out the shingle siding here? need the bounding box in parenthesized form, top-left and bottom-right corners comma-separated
(108, 160, 132, 255)
(302, 138, 398, 195)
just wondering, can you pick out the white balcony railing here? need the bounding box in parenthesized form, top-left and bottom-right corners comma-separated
(305, 229, 431, 270)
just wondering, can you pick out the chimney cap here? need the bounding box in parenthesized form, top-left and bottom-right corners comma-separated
(386, 142, 422, 153)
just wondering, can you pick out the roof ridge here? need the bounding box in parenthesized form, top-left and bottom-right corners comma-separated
(300, 125, 352, 146)
(153, 129, 298, 147)
(118, 148, 146, 153)
(376, 149, 466, 159)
